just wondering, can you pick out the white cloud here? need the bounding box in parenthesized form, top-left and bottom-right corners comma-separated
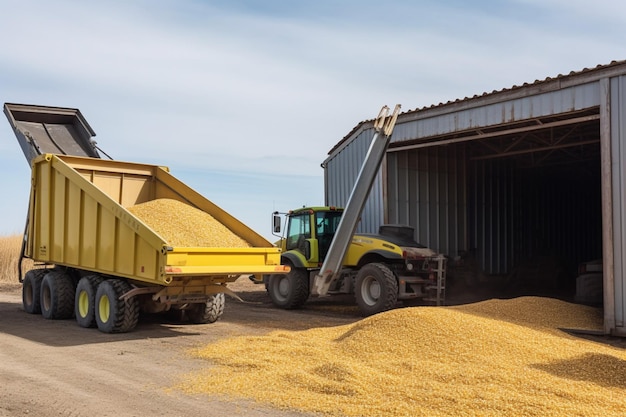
(1, 0, 625, 237)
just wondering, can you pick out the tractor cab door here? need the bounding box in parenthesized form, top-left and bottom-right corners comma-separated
(285, 212, 316, 262)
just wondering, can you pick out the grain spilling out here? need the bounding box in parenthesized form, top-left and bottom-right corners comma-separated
(127, 198, 250, 248)
(176, 297, 626, 417)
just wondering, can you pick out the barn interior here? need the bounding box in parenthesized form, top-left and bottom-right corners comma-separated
(386, 107, 603, 304)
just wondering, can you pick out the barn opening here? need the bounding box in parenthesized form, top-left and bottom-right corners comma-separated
(385, 108, 603, 304)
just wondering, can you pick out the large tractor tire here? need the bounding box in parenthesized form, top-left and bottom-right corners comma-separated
(267, 267, 309, 309)
(75, 275, 104, 328)
(187, 293, 226, 324)
(40, 270, 75, 320)
(355, 263, 398, 316)
(95, 279, 139, 333)
(22, 269, 47, 314)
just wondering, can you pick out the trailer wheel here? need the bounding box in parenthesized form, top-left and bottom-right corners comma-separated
(355, 263, 398, 316)
(40, 271, 76, 320)
(95, 280, 139, 333)
(22, 269, 47, 314)
(75, 275, 104, 328)
(267, 267, 309, 309)
(187, 293, 226, 324)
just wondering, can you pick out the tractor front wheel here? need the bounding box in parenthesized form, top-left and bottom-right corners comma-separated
(267, 267, 309, 309)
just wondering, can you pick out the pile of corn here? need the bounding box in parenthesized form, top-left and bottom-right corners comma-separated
(176, 297, 626, 417)
(127, 198, 250, 248)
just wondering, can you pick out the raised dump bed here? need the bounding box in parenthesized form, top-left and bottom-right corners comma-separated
(4, 103, 101, 163)
(22, 153, 288, 332)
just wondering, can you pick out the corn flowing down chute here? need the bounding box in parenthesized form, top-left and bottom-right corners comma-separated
(312, 104, 401, 296)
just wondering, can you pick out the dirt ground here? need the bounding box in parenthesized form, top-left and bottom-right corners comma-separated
(2, 275, 622, 417)
(0, 277, 361, 417)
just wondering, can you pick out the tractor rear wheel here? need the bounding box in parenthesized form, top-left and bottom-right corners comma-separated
(355, 263, 398, 316)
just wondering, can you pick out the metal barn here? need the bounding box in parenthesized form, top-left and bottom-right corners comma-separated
(323, 60, 626, 336)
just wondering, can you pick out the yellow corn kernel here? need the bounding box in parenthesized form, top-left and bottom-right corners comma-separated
(175, 296, 623, 417)
(127, 198, 250, 248)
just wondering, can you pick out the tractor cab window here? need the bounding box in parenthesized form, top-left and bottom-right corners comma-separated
(286, 213, 311, 251)
(316, 210, 343, 260)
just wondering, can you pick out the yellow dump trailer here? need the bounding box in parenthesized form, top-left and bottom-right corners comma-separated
(21, 153, 288, 333)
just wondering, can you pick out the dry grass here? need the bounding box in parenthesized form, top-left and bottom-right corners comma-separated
(175, 297, 623, 417)
(0, 234, 34, 284)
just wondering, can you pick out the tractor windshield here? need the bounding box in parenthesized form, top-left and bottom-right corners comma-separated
(285, 212, 311, 251)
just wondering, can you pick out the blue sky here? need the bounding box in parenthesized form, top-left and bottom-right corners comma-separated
(1, 0, 624, 240)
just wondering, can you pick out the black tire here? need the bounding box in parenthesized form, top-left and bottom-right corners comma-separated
(267, 267, 309, 309)
(40, 271, 75, 320)
(95, 280, 139, 333)
(22, 269, 47, 314)
(75, 275, 104, 328)
(355, 263, 398, 316)
(187, 293, 226, 324)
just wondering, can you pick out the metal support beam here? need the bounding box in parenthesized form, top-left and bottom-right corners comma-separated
(312, 105, 401, 296)
(600, 77, 616, 334)
(388, 114, 600, 153)
(470, 139, 599, 161)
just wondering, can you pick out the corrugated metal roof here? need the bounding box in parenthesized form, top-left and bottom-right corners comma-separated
(329, 59, 626, 155)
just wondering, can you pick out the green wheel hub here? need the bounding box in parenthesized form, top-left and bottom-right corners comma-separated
(77, 290, 89, 318)
(99, 295, 110, 323)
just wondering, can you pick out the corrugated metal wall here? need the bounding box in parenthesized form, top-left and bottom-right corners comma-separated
(324, 128, 385, 233)
(386, 146, 467, 256)
(391, 83, 600, 141)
